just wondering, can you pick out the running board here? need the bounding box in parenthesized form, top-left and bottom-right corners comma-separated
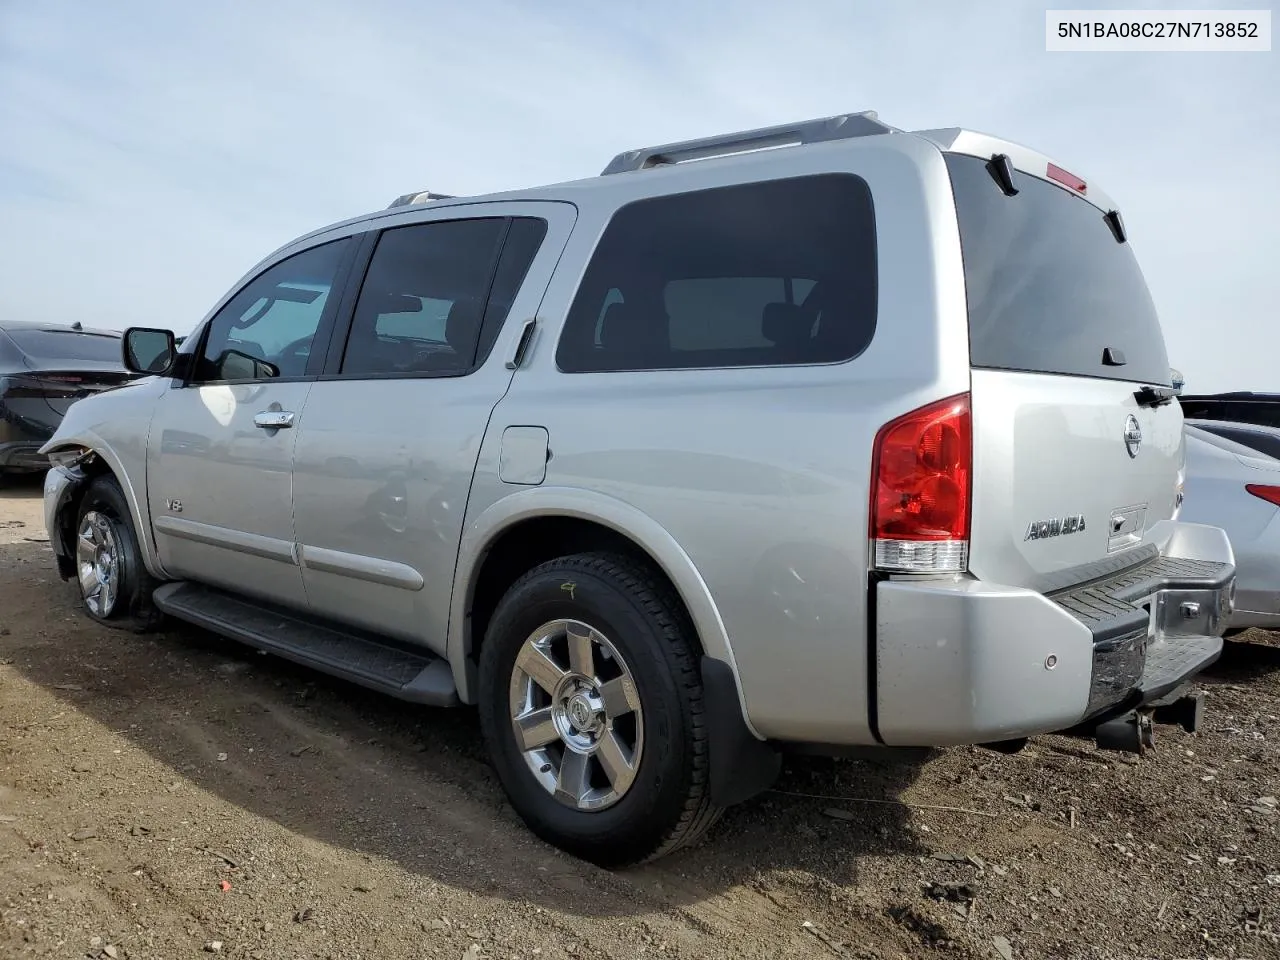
(152, 582, 460, 706)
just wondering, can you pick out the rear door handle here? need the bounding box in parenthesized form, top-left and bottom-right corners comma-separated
(254, 410, 295, 430)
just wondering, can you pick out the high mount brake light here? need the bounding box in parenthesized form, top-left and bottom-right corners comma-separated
(870, 394, 972, 574)
(1047, 163, 1087, 194)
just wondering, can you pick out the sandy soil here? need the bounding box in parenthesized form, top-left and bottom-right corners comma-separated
(1, 475, 1277, 960)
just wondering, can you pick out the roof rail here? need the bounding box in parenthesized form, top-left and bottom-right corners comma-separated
(601, 110, 897, 176)
(386, 189, 457, 209)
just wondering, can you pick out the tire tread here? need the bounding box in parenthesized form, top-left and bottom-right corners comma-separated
(484, 550, 723, 865)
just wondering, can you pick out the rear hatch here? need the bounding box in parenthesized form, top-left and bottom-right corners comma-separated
(942, 142, 1182, 591)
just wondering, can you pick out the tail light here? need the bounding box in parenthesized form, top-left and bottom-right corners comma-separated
(1246, 484, 1280, 507)
(871, 394, 972, 573)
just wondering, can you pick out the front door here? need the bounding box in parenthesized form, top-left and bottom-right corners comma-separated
(290, 203, 574, 651)
(147, 237, 354, 607)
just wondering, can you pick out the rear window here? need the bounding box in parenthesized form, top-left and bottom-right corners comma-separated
(6, 329, 123, 365)
(946, 153, 1170, 385)
(556, 174, 877, 372)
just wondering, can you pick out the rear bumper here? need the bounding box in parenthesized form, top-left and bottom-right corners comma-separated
(0, 440, 50, 472)
(874, 521, 1235, 746)
(1229, 605, 1280, 631)
(1, 394, 59, 464)
(1226, 560, 1280, 631)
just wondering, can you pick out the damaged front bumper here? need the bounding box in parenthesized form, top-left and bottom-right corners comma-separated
(44, 464, 87, 581)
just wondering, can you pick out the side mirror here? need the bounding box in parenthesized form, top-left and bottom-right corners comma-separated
(1170, 367, 1185, 396)
(123, 327, 177, 375)
(216, 349, 279, 381)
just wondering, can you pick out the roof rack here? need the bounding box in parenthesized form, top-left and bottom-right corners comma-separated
(386, 189, 458, 209)
(601, 110, 898, 176)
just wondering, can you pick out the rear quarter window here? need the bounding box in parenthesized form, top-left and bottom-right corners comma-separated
(556, 174, 877, 372)
(946, 153, 1170, 385)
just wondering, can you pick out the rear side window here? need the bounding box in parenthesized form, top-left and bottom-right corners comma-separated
(557, 175, 877, 372)
(341, 217, 545, 377)
(7, 329, 122, 364)
(946, 153, 1170, 385)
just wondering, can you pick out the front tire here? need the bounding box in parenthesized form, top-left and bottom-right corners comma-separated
(478, 552, 722, 867)
(74, 475, 163, 632)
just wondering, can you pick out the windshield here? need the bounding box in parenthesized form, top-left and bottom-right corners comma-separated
(6, 329, 123, 365)
(946, 153, 1170, 385)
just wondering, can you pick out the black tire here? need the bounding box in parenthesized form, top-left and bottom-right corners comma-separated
(478, 552, 722, 867)
(73, 474, 164, 632)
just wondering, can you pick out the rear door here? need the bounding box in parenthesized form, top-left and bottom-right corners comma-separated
(943, 148, 1183, 590)
(290, 202, 573, 652)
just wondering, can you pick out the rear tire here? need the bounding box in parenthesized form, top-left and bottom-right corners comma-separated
(73, 475, 164, 632)
(478, 552, 722, 867)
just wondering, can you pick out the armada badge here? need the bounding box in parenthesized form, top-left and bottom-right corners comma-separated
(1025, 514, 1087, 541)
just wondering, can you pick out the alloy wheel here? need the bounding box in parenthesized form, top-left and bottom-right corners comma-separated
(508, 618, 644, 812)
(76, 510, 121, 617)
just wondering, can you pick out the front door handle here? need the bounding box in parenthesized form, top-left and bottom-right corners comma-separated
(254, 410, 295, 430)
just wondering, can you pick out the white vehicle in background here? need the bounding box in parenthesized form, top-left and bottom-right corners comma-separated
(1181, 422, 1280, 632)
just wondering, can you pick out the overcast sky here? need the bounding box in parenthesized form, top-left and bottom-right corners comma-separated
(1, 0, 1275, 392)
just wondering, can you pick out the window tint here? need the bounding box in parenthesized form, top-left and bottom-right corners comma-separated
(195, 239, 350, 383)
(6, 329, 123, 364)
(946, 153, 1170, 385)
(474, 217, 548, 366)
(342, 218, 511, 377)
(556, 175, 877, 372)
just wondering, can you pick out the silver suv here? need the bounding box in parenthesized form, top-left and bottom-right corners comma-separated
(42, 111, 1237, 865)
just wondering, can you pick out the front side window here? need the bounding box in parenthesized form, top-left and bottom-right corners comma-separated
(341, 217, 539, 377)
(194, 239, 351, 383)
(556, 174, 878, 372)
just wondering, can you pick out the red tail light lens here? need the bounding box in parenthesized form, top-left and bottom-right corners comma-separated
(1246, 484, 1280, 507)
(871, 394, 972, 573)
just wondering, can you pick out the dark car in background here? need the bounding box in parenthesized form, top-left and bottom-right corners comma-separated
(0, 321, 135, 480)
(1179, 391, 1280, 430)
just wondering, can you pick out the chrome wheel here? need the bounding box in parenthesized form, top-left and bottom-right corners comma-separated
(508, 618, 644, 812)
(76, 510, 120, 617)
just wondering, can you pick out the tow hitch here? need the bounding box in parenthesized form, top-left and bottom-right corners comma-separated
(1090, 689, 1205, 756)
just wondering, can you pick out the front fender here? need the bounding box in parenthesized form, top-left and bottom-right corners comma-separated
(39, 380, 168, 581)
(41, 430, 167, 581)
(447, 485, 758, 737)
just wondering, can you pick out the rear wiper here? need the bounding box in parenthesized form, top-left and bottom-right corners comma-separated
(1134, 384, 1178, 407)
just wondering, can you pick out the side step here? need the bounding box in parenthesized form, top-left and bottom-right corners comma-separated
(152, 582, 460, 706)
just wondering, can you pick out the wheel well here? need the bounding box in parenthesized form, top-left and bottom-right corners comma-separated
(49, 456, 115, 578)
(466, 516, 701, 662)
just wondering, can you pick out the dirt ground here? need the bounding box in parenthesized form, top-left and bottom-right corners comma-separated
(1, 476, 1277, 960)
